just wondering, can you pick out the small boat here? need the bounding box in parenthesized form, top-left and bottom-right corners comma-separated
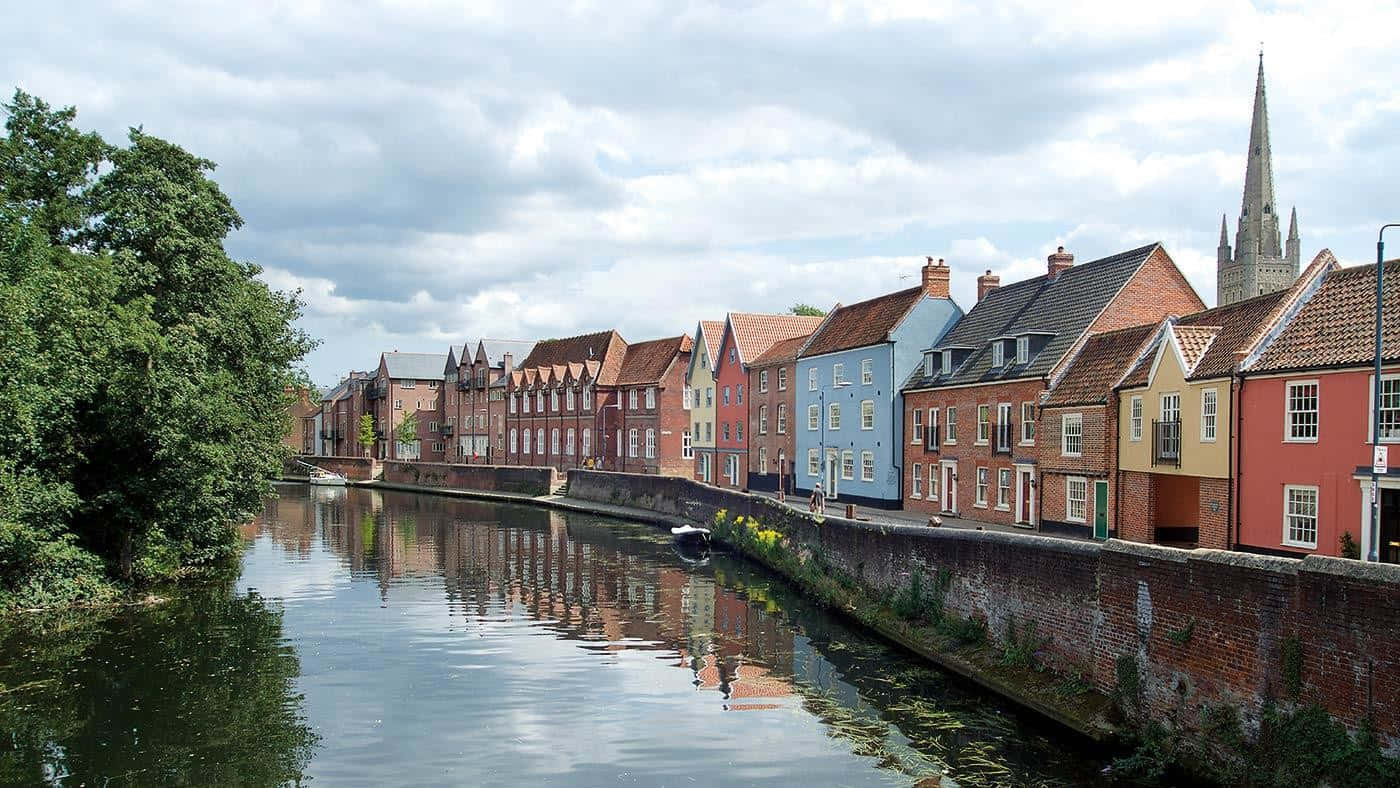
(308, 468, 347, 486)
(670, 524, 711, 542)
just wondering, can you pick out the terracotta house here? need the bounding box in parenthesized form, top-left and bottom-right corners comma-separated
(747, 333, 811, 495)
(711, 313, 824, 489)
(1236, 257, 1399, 561)
(505, 330, 627, 472)
(366, 352, 449, 461)
(901, 244, 1204, 526)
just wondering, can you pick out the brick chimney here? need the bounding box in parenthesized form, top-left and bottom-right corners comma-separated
(977, 269, 1001, 302)
(502, 352, 514, 375)
(1047, 246, 1074, 279)
(921, 256, 950, 299)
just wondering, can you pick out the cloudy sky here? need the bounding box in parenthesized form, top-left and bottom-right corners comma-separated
(7, 0, 1398, 384)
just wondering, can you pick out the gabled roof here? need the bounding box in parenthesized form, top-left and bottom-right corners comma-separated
(698, 320, 724, 362)
(800, 286, 934, 359)
(382, 352, 450, 380)
(750, 333, 812, 368)
(444, 345, 459, 375)
(905, 243, 1162, 391)
(617, 335, 692, 386)
(1044, 323, 1161, 407)
(1250, 259, 1400, 373)
(519, 330, 628, 385)
(1118, 289, 1290, 387)
(722, 313, 825, 367)
(477, 339, 537, 368)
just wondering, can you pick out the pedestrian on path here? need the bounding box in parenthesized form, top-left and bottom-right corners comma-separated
(810, 482, 825, 515)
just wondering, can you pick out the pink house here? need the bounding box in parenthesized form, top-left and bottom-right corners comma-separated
(1237, 259, 1399, 561)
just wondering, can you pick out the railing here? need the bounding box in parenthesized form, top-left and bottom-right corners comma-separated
(925, 425, 940, 452)
(320, 429, 342, 441)
(994, 422, 1014, 455)
(1152, 419, 1181, 467)
(457, 380, 471, 391)
(440, 423, 454, 436)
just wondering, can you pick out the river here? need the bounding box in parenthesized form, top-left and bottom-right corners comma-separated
(0, 484, 1116, 786)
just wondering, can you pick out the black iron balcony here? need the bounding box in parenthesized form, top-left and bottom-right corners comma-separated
(440, 423, 454, 436)
(1152, 419, 1182, 468)
(366, 385, 387, 400)
(993, 422, 1014, 455)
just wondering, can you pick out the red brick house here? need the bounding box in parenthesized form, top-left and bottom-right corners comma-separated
(614, 335, 694, 476)
(747, 333, 811, 495)
(712, 313, 824, 489)
(505, 330, 627, 472)
(366, 352, 449, 461)
(450, 338, 535, 463)
(319, 371, 371, 456)
(901, 244, 1204, 527)
(284, 387, 319, 455)
(1236, 258, 1400, 561)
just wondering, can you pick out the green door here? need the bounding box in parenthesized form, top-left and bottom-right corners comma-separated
(1093, 481, 1109, 540)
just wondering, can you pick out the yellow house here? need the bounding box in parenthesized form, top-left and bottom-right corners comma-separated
(1115, 291, 1291, 549)
(686, 320, 723, 483)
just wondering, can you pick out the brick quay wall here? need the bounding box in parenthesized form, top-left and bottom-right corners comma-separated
(566, 469, 1400, 753)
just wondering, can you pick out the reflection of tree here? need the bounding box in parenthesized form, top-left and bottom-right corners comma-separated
(0, 588, 317, 785)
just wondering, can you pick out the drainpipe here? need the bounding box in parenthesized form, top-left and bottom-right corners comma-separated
(1233, 374, 1244, 551)
(891, 343, 900, 502)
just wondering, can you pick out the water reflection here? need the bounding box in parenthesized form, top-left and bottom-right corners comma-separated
(0, 486, 1108, 787)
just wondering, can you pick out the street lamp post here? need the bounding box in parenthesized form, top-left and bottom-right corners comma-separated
(1369, 224, 1398, 562)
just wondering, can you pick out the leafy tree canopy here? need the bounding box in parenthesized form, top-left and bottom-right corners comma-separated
(789, 303, 825, 317)
(0, 89, 316, 608)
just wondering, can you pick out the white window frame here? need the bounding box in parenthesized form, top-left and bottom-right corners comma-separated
(1130, 396, 1142, 441)
(645, 387, 656, 409)
(628, 428, 639, 458)
(509, 394, 517, 414)
(536, 391, 544, 412)
(582, 428, 592, 457)
(1066, 477, 1088, 523)
(974, 467, 989, 507)
(629, 389, 639, 410)
(550, 389, 559, 411)
(536, 428, 544, 455)
(860, 400, 874, 430)
(645, 429, 656, 459)
(566, 428, 576, 456)
(1284, 380, 1319, 443)
(997, 467, 1012, 510)
(860, 451, 874, 482)
(759, 370, 768, 393)
(1201, 388, 1218, 442)
(1370, 373, 1400, 442)
(583, 385, 593, 410)
(682, 430, 692, 459)
(861, 359, 873, 385)
(394, 399, 403, 411)
(808, 404, 819, 431)
(777, 404, 787, 434)
(832, 363, 845, 386)
(976, 404, 990, 445)
(841, 450, 854, 480)
(946, 407, 957, 444)
(912, 408, 923, 444)
(808, 448, 819, 476)
(736, 421, 743, 442)
(927, 408, 939, 449)
(567, 387, 576, 411)
(1061, 413, 1083, 457)
(991, 342, 1004, 368)
(509, 428, 518, 453)
(759, 405, 768, 434)
(912, 463, 923, 498)
(1282, 485, 1319, 549)
(1016, 336, 1029, 365)
(401, 379, 416, 389)
(551, 428, 560, 455)
(941, 350, 952, 375)
(1020, 401, 1035, 444)
(808, 368, 818, 391)
(521, 429, 530, 454)
(722, 386, 730, 406)
(757, 445, 766, 471)
(828, 403, 841, 431)
(778, 367, 787, 391)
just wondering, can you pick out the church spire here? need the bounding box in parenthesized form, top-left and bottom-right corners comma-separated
(1238, 50, 1281, 258)
(1287, 205, 1298, 240)
(1220, 214, 1230, 247)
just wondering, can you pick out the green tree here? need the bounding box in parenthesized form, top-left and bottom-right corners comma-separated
(358, 413, 377, 458)
(397, 410, 420, 455)
(790, 303, 825, 317)
(0, 91, 316, 604)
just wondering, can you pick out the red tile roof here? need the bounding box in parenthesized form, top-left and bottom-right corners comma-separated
(1045, 323, 1160, 406)
(750, 333, 812, 368)
(518, 330, 629, 385)
(1119, 289, 1290, 387)
(725, 313, 825, 365)
(800, 286, 927, 358)
(1251, 260, 1400, 372)
(1173, 326, 1220, 373)
(698, 320, 725, 362)
(616, 335, 692, 386)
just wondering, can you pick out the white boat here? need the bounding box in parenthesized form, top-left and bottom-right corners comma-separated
(308, 468, 347, 486)
(670, 524, 711, 541)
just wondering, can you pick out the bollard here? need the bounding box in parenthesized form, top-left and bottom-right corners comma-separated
(846, 503, 856, 519)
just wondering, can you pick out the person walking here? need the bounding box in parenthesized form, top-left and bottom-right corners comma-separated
(810, 482, 825, 515)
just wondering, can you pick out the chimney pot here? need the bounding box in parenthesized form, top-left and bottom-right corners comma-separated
(1047, 246, 1075, 279)
(921, 255, 951, 299)
(977, 269, 1001, 302)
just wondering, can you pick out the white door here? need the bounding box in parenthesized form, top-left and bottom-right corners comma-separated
(826, 449, 839, 499)
(941, 461, 957, 513)
(1015, 466, 1034, 525)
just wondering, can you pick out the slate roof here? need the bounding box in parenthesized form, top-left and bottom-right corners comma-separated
(478, 339, 537, 367)
(1251, 260, 1400, 373)
(617, 335, 693, 386)
(321, 371, 371, 402)
(800, 286, 931, 359)
(1119, 289, 1289, 387)
(726, 313, 825, 365)
(1044, 323, 1160, 407)
(751, 333, 812, 368)
(519, 330, 629, 385)
(444, 345, 459, 375)
(904, 243, 1161, 391)
(382, 352, 450, 381)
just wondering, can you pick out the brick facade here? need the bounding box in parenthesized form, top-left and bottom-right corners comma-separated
(747, 356, 799, 494)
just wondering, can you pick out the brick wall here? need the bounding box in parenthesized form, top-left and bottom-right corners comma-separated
(382, 461, 556, 496)
(286, 455, 378, 481)
(1088, 246, 1207, 335)
(1039, 404, 1113, 534)
(1118, 470, 1154, 542)
(567, 470, 1400, 752)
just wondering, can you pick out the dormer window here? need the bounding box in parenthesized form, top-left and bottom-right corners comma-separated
(923, 352, 934, 377)
(991, 342, 1005, 368)
(941, 350, 952, 375)
(1016, 336, 1029, 365)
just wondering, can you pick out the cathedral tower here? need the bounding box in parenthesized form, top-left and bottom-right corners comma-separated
(1216, 54, 1301, 306)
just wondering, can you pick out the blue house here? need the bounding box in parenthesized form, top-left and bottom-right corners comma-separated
(795, 258, 962, 507)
